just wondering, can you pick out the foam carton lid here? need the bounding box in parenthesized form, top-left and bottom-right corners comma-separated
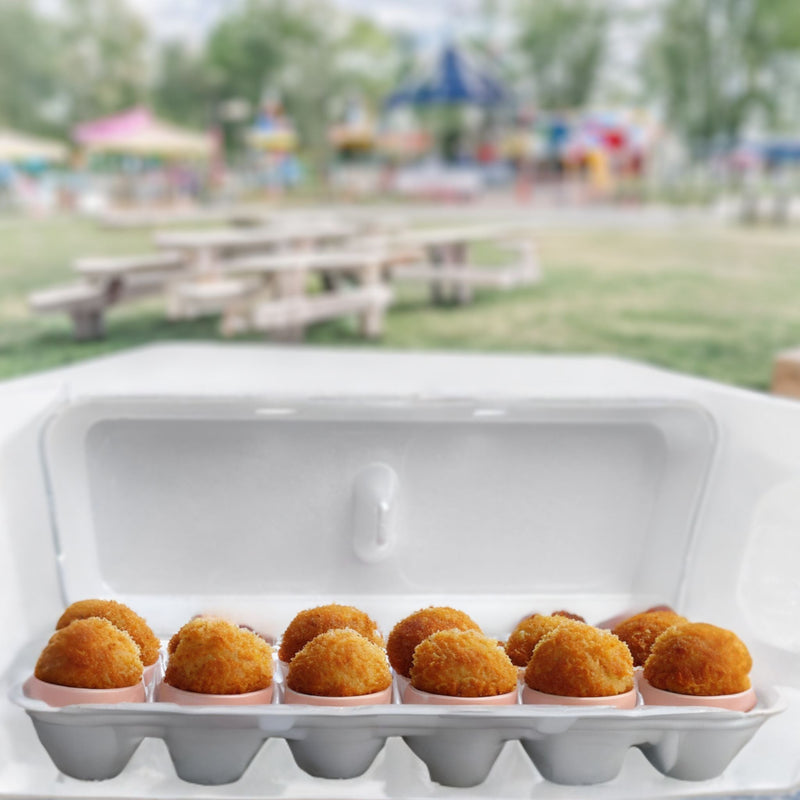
(34, 345, 720, 636)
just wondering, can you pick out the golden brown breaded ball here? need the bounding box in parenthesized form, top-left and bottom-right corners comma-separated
(387, 606, 481, 678)
(643, 622, 752, 696)
(57, 599, 160, 667)
(35, 617, 143, 689)
(278, 604, 384, 664)
(505, 614, 577, 668)
(612, 610, 689, 667)
(165, 617, 273, 695)
(286, 629, 392, 697)
(525, 622, 634, 697)
(410, 629, 517, 698)
(552, 610, 586, 623)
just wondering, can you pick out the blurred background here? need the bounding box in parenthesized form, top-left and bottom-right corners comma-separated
(4, 0, 800, 393)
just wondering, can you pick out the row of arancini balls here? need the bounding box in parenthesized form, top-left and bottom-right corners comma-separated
(30, 600, 753, 705)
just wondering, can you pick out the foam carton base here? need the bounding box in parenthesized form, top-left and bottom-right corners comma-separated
(10, 680, 785, 789)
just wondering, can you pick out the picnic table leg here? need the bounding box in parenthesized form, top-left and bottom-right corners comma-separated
(71, 309, 105, 341)
(166, 246, 218, 320)
(271, 268, 307, 342)
(358, 259, 385, 339)
(450, 242, 473, 305)
(429, 245, 447, 305)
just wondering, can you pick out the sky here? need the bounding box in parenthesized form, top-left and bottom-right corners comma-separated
(124, 0, 652, 103)
(127, 0, 501, 43)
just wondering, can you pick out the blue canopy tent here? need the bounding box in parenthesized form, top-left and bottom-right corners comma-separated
(384, 42, 511, 164)
(760, 139, 800, 167)
(386, 42, 510, 109)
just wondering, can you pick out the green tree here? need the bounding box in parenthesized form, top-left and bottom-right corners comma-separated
(153, 42, 222, 130)
(204, 0, 397, 177)
(643, 0, 800, 157)
(204, 0, 301, 111)
(57, 0, 149, 126)
(516, 0, 610, 109)
(0, 1, 59, 134)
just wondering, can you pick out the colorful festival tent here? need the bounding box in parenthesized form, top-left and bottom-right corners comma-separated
(386, 42, 510, 109)
(0, 129, 68, 163)
(74, 107, 213, 159)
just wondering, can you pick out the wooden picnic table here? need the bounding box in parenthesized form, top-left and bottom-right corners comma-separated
(29, 250, 190, 340)
(393, 222, 535, 304)
(154, 220, 359, 274)
(154, 220, 360, 320)
(396, 222, 526, 248)
(73, 251, 187, 280)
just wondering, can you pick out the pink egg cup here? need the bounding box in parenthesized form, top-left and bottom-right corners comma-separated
(156, 681, 274, 706)
(143, 661, 159, 685)
(283, 686, 393, 706)
(24, 675, 146, 707)
(403, 684, 519, 705)
(522, 684, 637, 709)
(394, 673, 410, 696)
(638, 676, 756, 711)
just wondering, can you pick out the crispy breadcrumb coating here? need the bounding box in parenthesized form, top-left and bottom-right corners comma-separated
(165, 617, 273, 695)
(278, 604, 384, 664)
(286, 628, 392, 697)
(57, 599, 161, 667)
(387, 606, 481, 678)
(35, 617, 143, 689)
(643, 622, 752, 696)
(505, 614, 577, 668)
(409, 629, 517, 698)
(551, 610, 586, 622)
(525, 622, 634, 697)
(612, 610, 689, 667)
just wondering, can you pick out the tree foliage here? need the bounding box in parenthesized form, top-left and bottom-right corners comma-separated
(515, 0, 610, 109)
(152, 42, 221, 130)
(0, 0, 59, 133)
(56, 0, 148, 127)
(643, 0, 800, 156)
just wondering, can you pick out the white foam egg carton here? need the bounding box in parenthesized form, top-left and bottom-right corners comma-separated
(9, 674, 785, 788)
(2, 345, 800, 799)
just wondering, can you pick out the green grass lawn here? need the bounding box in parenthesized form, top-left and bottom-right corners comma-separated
(2, 213, 800, 390)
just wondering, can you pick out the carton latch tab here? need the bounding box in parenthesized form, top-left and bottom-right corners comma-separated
(352, 463, 398, 563)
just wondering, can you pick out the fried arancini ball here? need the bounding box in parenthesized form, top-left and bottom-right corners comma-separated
(505, 614, 577, 668)
(612, 610, 689, 667)
(286, 629, 392, 697)
(410, 629, 517, 698)
(387, 606, 481, 678)
(166, 614, 263, 654)
(57, 599, 160, 667)
(165, 617, 273, 695)
(525, 622, 634, 697)
(643, 622, 752, 696)
(35, 617, 143, 689)
(552, 610, 586, 623)
(278, 604, 384, 664)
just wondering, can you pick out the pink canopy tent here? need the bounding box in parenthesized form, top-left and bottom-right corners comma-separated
(74, 107, 213, 159)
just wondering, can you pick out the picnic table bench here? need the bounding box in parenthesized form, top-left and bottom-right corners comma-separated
(215, 248, 396, 340)
(28, 250, 187, 340)
(224, 285, 393, 341)
(391, 224, 540, 304)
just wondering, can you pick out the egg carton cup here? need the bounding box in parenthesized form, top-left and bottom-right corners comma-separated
(9, 680, 785, 788)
